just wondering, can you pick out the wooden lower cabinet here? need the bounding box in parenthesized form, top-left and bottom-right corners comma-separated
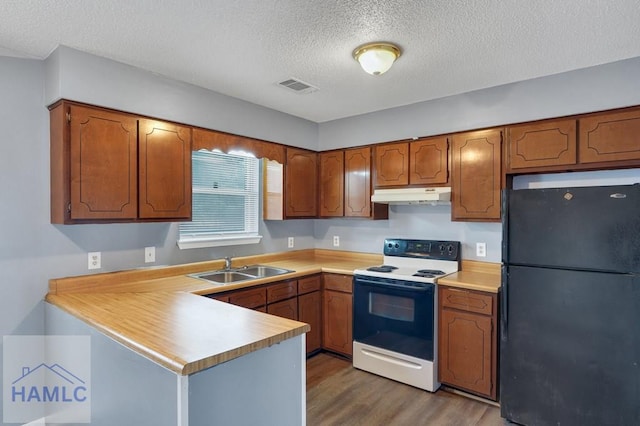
(438, 286, 498, 400)
(207, 275, 323, 355)
(298, 275, 322, 355)
(322, 274, 353, 357)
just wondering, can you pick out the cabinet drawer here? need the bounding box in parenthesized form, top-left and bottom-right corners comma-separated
(267, 280, 297, 303)
(267, 297, 298, 321)
(228, 287, 267, 309)
(440, 287, 493, 315)
(207, 293, 230, 303)
(298, 275, 321, 295)
(323, 274, 352, 293)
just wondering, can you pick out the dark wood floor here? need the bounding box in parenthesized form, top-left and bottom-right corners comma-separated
(307, 353, 510, 426)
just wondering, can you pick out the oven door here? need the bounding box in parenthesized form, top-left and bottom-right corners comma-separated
(353, 275, 435, 361)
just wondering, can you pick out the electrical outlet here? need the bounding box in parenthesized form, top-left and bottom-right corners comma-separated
(476, 242, 487, 257)
(288, 237, 294, 248)
(145, 246, 156, 263)
(88, 252, 101, 270)
(333, 236, 340, 247)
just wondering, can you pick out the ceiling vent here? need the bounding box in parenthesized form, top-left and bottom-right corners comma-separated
(277, 78, 318, 94)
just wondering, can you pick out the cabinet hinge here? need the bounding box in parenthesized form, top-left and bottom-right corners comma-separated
(67, 203, 72, 213)
(66, 112, 71, 123)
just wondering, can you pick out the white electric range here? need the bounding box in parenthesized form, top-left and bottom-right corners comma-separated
(352, 238, 461, 392)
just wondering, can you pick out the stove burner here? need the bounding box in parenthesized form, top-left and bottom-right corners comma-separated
(412, 269, 447, 278)
(412, 273, 436, 278)
(366, 265, 398, 273)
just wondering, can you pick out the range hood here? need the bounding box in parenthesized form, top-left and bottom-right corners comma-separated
(371, 187, 451, 205)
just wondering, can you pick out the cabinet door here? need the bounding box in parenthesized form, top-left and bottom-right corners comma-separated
(285, 148, 318, 217)
(322, 290, 353, 357)
(68, 104, 138, 220)
(267, 297, 298, 321)
(298, 291, 322, 354)
(374, 142, 409, 187)
(138, 119, 192, 219)
(507, 119, 577, 170)
(344, 147, 371, 217)
(410, 136, 449, 185)
(579, 108, 640, 164)
(318, 150, 344, 217)
(439, 308, 493, 398)
(451, 129, 502, 221)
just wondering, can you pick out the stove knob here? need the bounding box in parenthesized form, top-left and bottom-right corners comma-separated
(394, 243, 399, 249)
(439, 244, 445, 253)
(447, 245, 454, 253)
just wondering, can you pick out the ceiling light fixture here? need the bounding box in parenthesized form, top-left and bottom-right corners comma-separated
(352, 42, 402, 76)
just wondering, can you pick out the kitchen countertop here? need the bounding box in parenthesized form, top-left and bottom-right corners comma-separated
(46, 249, 500, 375)
(438, 260, 501, 293)
(46, 249, 381, 375)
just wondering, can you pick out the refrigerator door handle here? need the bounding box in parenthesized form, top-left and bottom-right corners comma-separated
(501, 265, 508, 340)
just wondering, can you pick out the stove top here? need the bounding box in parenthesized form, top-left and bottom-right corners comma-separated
(355, 238, 461, 284)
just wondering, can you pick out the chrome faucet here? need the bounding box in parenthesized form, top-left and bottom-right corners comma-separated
(224, 256, 232, 270)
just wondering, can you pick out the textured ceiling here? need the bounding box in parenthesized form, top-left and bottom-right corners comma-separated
(1, 1, 639, 122)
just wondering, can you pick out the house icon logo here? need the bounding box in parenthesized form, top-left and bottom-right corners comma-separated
(11, 363, 88, 403)
(3, 335, 91, 423)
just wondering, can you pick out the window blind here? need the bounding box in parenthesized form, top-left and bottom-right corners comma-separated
(178, 150, 261, 248)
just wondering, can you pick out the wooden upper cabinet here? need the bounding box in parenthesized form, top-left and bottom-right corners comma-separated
(285, 147, 318, 217)
(51, 101, 192, 223)
(506, 119, 577, 171)
(374, 142, 409, 187)
(192, 127, 286, 164)
(319, 150, 344, 217)
(344, 147, 373, 217)
(67, 104, 138, 221)
(410, 136, 449, 185)
(138, 119, 192, 219)
(451, 129, 502, 221)
(579, 108, 640, 164)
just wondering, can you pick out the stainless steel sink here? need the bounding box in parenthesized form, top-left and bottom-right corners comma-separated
(195, 271, 256, 284)
(189, 264, 294, 285)
(238, 265, 293, 277)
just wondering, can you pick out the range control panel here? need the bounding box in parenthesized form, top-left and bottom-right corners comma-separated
(383, 238, 461, 261)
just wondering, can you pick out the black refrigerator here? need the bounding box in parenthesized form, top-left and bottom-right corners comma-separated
(500, 184, 640, 426)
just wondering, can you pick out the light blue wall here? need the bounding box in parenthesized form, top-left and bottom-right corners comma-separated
(46, 46, 318, 149)
(318, 57, 640, 149)
(314, 56, 640, 261)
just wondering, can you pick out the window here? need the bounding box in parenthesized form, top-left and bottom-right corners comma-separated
(178, 150, 262, 249)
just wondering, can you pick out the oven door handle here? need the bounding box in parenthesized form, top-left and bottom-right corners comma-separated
(354, 277, 433, 292)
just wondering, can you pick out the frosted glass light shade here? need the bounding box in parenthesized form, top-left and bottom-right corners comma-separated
(353, 43, 401, 76)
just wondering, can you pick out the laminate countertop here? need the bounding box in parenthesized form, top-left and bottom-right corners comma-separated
(46, 249, 501, 375)
(46, 249, 381, 375)
(438, 260, 502, 293)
